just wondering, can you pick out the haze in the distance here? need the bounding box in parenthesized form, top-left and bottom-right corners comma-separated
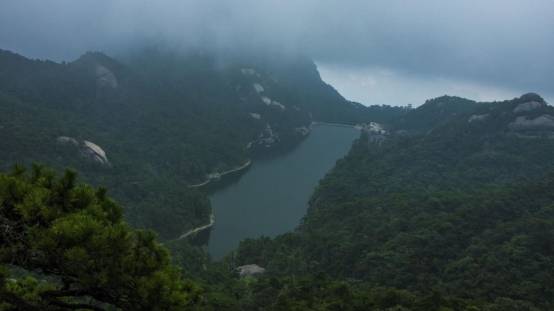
(1, 0, 552, 106)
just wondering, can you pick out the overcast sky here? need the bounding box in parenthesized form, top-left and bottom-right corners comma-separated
(1, 0, 553, 106)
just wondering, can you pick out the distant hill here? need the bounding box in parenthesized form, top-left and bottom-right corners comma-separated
(391, 95, 480, 133)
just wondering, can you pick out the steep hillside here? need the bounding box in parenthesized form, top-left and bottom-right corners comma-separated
(3, 166, 537, 311)
(0, 48, 403, 240)
(233, 93, 554, 309)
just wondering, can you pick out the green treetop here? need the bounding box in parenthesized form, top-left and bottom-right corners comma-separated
(0, 165, 200, 310)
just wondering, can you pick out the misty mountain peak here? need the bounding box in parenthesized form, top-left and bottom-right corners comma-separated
(72, 51, 125, 76)
(73, 51, 113, 66)
(518, 92, 545, 104)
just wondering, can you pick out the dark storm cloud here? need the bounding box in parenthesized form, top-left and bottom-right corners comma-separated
(1, 0, 553, 97)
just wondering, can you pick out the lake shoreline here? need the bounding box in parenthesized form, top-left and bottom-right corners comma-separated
(188, 122, 360, 190)
(178, 211, 215, 240)
(207, 124, 359, 258)
(181, 123, 362, 248)
(188, 160, 252, 188)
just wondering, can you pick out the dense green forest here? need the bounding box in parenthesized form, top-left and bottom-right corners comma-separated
(5, 167, 550, 310)
(3, 167, 551, 309)
(231, 93, 554, 309)
(0, 48, 406, 240)
(0, 166, 200, 310)
(2, 47, 553, 310)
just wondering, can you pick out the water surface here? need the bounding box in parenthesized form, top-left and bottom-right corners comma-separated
(208, 125, 359, 258)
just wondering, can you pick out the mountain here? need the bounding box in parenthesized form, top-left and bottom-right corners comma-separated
(232, 93, 554, 309)
(4, 46, 552, 309)
(0, 48, 405, 240)
(391, 95, 481, 133)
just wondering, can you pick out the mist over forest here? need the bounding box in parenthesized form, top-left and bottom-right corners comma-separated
(1, 1, 553, 310)
(2, 0, 553, 102)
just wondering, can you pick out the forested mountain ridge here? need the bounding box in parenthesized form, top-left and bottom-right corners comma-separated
(391, 95, 481, 133)
(233, 93, 554, 309)
(391, 92, 551, 134)
(304, 93, 554, 204)
(0, 48, 405, 240)
(3, 47, 553, 309)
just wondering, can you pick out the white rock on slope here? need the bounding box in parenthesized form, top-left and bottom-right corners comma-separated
(95, 65, 118, 89)
(513, 101, 545, 113)
(253, 83, 264, 94)
(236, 264, 266, 277)
(468, 114, 489, 123)
(56, 137, 110, 166)
(270, 100, 285, 110)
(509, 115, 554, 130)
(56, 136, 79, 146)
(261, 97, 285, 110)
(82, 140, 109, 165)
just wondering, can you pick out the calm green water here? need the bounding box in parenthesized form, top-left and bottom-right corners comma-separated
(208, 125, 359, 258)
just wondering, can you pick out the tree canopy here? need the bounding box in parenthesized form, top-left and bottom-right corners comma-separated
(0, 165, 199, 310)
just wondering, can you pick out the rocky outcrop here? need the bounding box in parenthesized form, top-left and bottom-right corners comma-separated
(246, 123, 281, 149)
(56, 136, 110, 166)
(253, 83, 264, 94)
(509, 115, 554, 130)
(236, 264, 266, 277)
(270, 100, 285, 110)
(95, 65, 118, 89)
(82, 141, 110, 165)
(255, 124, 279, 147)
(513, 101, 546, 114)
(468, 114, 489, 123)
(56, 136, 79, 146)
(249, 80, 286, 111)
(261, 96, 285, 110)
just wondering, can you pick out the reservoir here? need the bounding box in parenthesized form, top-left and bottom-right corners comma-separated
(208, 124, 359, 258)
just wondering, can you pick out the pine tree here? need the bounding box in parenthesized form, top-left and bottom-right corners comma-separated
(0, 165, 200, 310)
